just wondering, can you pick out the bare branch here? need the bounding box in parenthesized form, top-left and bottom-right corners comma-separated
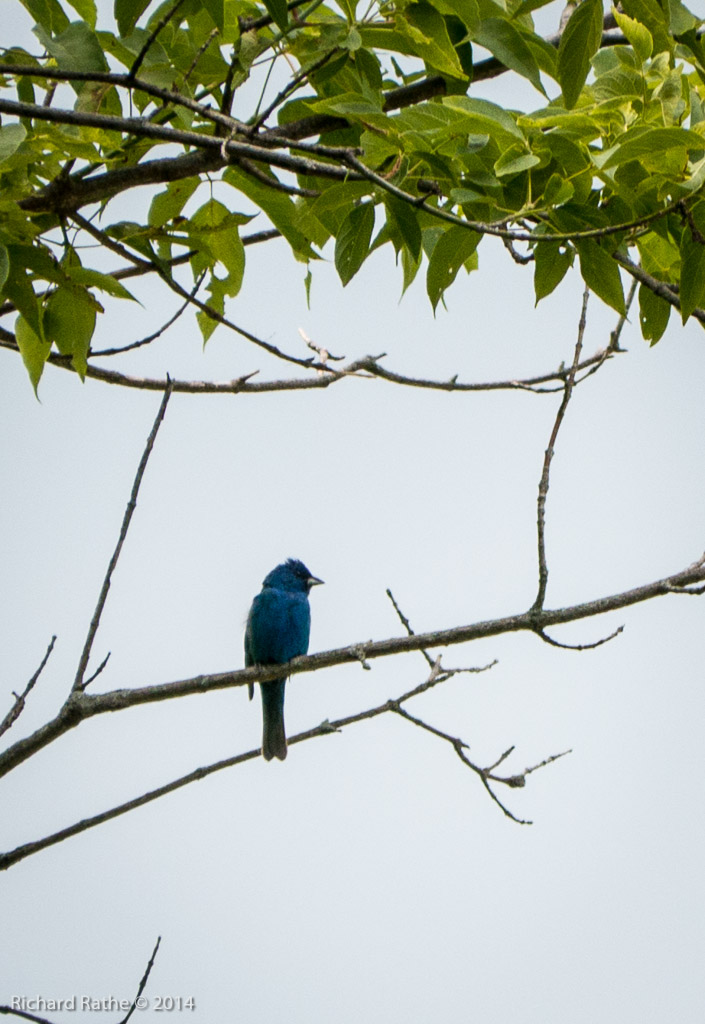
(533, 288, 590, 612)
(386, 588, 435, 668)
(0, 326, 623, 397)
(0, 1006, 54, 1024)
(91, 274, 205, 357)
(117, 938, 161, 1024)
(388, 701, 569, 825)
(72, 385, 173, 692)
(0, 64, 248, 135)
(0, 636, 56, 739)
(0, 658, 498, 871)
(0, 938, 161, 1024)
(535, 625, 624, 651)
(80, 651, 112, 690)
(1, 549, 704, 786)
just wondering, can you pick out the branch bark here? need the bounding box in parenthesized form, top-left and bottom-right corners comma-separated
(2, 550, 704, 784)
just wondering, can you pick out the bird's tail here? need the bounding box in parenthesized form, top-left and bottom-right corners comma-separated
(260, 679, 287, 761)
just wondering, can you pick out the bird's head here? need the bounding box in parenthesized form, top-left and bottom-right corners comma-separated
(263, 558, 324, 594)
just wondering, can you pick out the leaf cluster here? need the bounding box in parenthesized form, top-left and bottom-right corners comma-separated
(0, 0, 704, 389)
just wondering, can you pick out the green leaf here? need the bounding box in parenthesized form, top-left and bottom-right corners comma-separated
(433, 0, 480, 33)
(15, 315, 51, 397)
(66, 0, 97, 27)
(66, 267, 138, 301)
(638, 284, 671, 344)
(542, 173, 575, 207)
(613, 8, 653, 62)
(397, 2, 465, 79)
(299, 182, 372, 244)
(666, 0, 698, 35)
(401, 244, 422, 295)
(196, 282, 223, 345)
(190, 199, 247, 296)
(149, 178, 200, 227)
(18, 0, 69, 35)
(493, 144, 541, 176)
(114, 0, 150, 36)
(4, 252, 45, 342)
(37, 20, 108, 74)
(620, 0, 671, 54)
(335, 203, 375, 286)
(44, 288, 95, 378)
(576, 240, 626, 315)
(262, 0, 289, 31)
(474, 19, 545, 95)
(426, 225, 480, 311)
(534, 241, 573, 303)
(202, 0, 225, 31)
(512, 0, 556, 15)
(442, 95, 524, 146)
(224, 167, 317, 261)
(599, 127, 705, 168)
(0, 245, 8, 292)
(385, 197, 422, 261)
(0, 124, 27, 167)
(679, 227, 705, 323)
(557, 0, 604, 109)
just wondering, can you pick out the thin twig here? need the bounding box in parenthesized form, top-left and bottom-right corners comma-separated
(0, 938, 162, 1024)
(128, 0, 188, 81)
(0, 660, 500, 871)
(389, 701, 569, 825)
(386, 588, 435, 667)
(533, 288, 590, 612)
(117, 937, 162, 1024)
(90, 273, 205, 357)
(535, 625, 624, 650)
(80, 651, 111, 690)
(72, 384, 173, 692)
(250, 49, 340, 130)
(0, 1007, 54, 1024)
(70, 212, 322, 371)
(0, 637, 56, 739)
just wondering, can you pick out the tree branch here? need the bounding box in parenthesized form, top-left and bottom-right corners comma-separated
(0, 657, 522, 871)
(0, 326, 623, 397)
(71, 385, 173, 691)
(0, 637, 56, 739)
(0, 938, 161, 1024)
(615, 253, 705, 327)
(2, 550, 704, 784)
(533, 288, 590, 611)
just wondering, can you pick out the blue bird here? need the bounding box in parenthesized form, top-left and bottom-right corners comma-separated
(245, 558, 323, 761)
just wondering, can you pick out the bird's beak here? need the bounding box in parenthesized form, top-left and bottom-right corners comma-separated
(308, 575, 324, 588)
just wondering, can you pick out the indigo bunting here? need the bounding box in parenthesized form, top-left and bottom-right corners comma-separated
(245, 558, 323, 761)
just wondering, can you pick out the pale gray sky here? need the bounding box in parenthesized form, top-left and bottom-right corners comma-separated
(2, 3, 704, 1022)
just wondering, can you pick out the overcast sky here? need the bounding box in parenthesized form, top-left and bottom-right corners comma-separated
(2, 2, 704, 1022)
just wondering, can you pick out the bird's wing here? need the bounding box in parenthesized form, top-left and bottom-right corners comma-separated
(246, 588, 311, 666)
